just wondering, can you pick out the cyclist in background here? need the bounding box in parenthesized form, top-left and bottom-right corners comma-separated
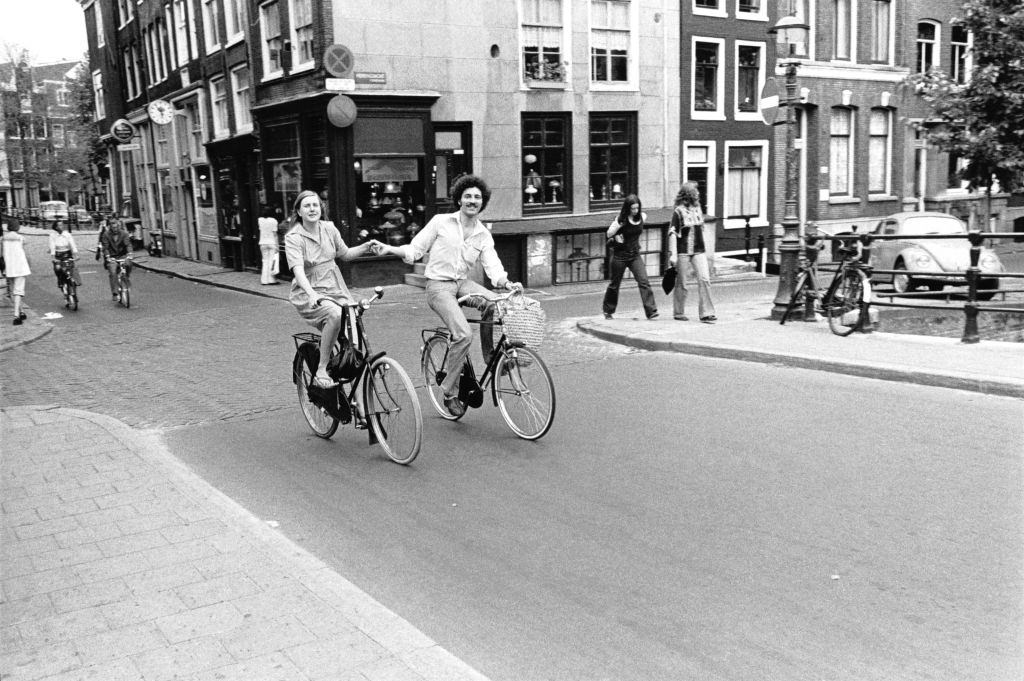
(99, 217, 133, 301)
(48, 220, 82, 290)
(374, 174, 521, 417)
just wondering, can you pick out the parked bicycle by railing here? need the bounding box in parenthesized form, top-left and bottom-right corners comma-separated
(292, 288, 423, 465)
(779, 234, 873, 337)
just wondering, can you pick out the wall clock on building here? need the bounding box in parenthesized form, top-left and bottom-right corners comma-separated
(147, 99, 174, 125)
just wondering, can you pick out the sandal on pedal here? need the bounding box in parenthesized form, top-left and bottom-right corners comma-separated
(311, 374, 338, 389)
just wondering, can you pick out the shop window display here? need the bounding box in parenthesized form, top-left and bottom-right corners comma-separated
(354, 157, 426, 247)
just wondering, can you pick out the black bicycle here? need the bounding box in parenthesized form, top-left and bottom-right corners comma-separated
(108, 256, 132, 308)
(780, 239, 873, 337)
(53, 257, 79, 311)
(420, 290, 555, 440)
(292, 288, 423, 465)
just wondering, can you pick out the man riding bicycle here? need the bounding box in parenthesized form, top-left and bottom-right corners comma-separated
(99, 218, 133, 300)
(375, 174, 522, 417)
(48, 220, 82, 289)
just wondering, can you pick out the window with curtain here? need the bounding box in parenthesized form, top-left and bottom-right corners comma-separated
(726, 146, 762, 219)
(231, 66, 252, 131)
(871, 0, 891, 63)
(950, 25, 969, 83)
(224, 0, 243, 40)
(291, 0, 314, 66)
(916, 22, 938, 73)
(834, 0, 851, 60)
(694, 42, 719, 112)
(829, 108, 853, 195)
(589, 113, 635, 207)
(591, 0, 629, 83)
(738, 0, 761, 15)
(210, 76, 228, 137)
(202, 0, 219, 52)
(737, 45, 760, 112)
(122, 48, 137, 100)
(522, 0, 564, 82)
(173, 0, 190, 64)
(261, 1, 283, 77)
(868, 109, 890, 193)
(522, 113, 570, 211)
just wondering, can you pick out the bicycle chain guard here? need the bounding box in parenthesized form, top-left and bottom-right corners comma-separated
(458, 362, 484, 408)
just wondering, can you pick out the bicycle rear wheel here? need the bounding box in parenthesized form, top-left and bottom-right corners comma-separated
(826, 269, 866, 337)
(294, 352, 339, 438)
(420, 334, 462, 420)
(494, 347, 555, 440)
(364, 356, 422, 465)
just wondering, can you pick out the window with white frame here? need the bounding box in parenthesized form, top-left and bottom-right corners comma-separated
(231, 65, 252, 131)
(916, 21, 938, 73)
(122, 48, 138, 100)
(131, 44, 143, 97)
(95, 1, 105, 48)
(735, 43, 763, 118)
(173, 0, 190, 64)
(868, 108, 891, 193)
(117, 0, 133, 26)
(224, 0, 243, 43)
(694, 0, 726, 18)
(92, 70, 105, 119)
(290, 0, 315, 69)
(725, 143, 766, 223)
(947, 153, 969, 190)
(210, 76, 228, 137)
(202, 0, 220, 53)
(186, 0, 199, 59)
(52, 123, 65, 147)
(155, 122, 170, 166)
(692, 39, 723, 118)
(950, 24, 969, 84)
(144, 27, 155, 85)
(870, 0, 891, 63)
(522, 0, 565, 83)
(56, 88, 67, 106)
(683, 143, 715, 215)
(829, 107, 854, 195)
(590, 0, 629, 84)
(834, 0, 851, 60)
(182, 98, 204, 159)
(737, 0, 764, 19)
(156, 18, 170, 79)
(260, 1, 284, 79)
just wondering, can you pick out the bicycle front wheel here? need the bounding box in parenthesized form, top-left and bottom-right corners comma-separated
(294, 352, 339, 438)
(364, 356, 422, 465)
(826, 269, 867, 337)
(420, 334, 462, 420)
(494, 347, 555, 440)
(69, 282, 78, 311)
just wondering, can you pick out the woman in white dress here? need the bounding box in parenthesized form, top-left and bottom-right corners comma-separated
(257, 206, 280, 285)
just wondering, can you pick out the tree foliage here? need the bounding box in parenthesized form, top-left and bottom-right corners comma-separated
(909, 0, 1024, 193)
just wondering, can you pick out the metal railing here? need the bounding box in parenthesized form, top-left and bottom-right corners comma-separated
(806, 230, 1023, 344)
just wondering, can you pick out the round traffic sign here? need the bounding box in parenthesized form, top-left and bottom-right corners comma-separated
(759, 77, 780, 126)
(110, 118, 136, 142)
(326, 95, 357, 128)
(323, 44, 354, 78)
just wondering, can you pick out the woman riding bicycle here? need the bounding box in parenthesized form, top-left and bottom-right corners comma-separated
(284, 189, 377, 389)
(374, 174, 522, 417)
(48, 220, 82, 289)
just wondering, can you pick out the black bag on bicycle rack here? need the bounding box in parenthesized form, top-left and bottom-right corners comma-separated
(458, 361, 485, 409)
(327, 336, 366, 382)
(296, 342, 352, 423)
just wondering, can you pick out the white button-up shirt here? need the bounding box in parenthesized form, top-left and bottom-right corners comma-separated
(397, 211, 508, 288)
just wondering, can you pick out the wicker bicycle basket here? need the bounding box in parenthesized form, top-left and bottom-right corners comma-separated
(498, 296, 546, 349)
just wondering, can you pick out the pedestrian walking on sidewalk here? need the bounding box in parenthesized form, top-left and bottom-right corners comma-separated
(602, 194, 658, 320)
(257, 205, 280, 285)
(668, 181, 717, 323)
(2, 221, 31, 324)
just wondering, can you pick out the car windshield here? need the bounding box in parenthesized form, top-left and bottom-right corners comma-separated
(902, 216, 965, 235)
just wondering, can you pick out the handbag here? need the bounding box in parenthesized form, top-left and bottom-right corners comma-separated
(661, 266, 677, 294)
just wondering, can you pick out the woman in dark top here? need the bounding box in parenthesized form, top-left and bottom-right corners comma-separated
(602, 194, 658, 320)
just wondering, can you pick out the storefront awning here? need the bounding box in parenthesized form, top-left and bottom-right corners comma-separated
(490, 207, 675, 236)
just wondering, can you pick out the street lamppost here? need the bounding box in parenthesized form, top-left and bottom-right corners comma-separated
(768, 13, 810, 320)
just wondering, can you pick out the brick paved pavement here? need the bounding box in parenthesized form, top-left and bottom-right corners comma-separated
(1, 405, 490, 681)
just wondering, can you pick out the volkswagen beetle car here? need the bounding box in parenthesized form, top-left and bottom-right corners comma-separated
(869, 212, 1003, 300)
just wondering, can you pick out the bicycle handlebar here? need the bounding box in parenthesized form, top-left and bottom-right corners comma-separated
(456, 288, 526, 305)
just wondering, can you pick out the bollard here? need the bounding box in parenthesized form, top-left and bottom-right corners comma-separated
(961, 231, 983, 343)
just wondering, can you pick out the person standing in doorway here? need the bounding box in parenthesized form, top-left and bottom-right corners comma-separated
(257, 206, 280, 285)
(602, 194, 658, 320)
(2, 221, 31, 324)
(668, 181, 717, 323)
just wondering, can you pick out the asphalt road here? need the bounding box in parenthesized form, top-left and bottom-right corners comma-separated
(4, 234, 1022, 680)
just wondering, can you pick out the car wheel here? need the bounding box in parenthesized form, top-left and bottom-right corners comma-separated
(892, 261, 917, 295)
(977, 279, 999, 301)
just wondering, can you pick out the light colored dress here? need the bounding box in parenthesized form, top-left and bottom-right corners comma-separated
(257, 216, 280, 284)
(283, 220, 354, 328)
